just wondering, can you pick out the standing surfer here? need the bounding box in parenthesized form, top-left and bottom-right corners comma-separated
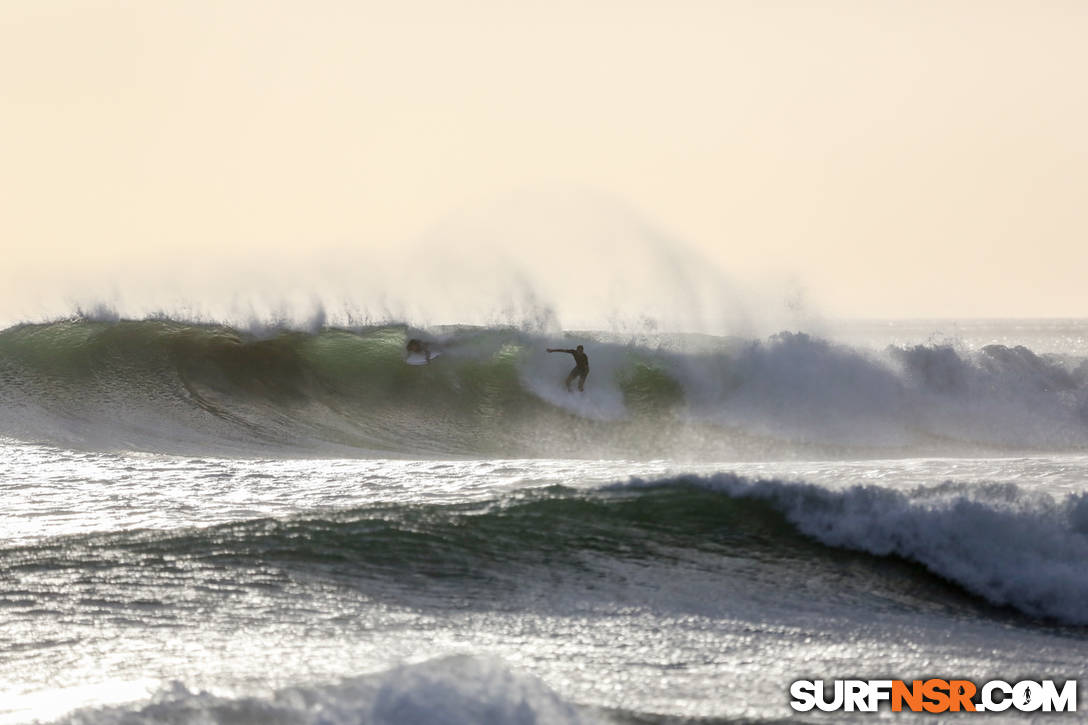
(547, 345, 589, 392)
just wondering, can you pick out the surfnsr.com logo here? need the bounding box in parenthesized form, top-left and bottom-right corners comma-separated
(790, 679, 1077, 713)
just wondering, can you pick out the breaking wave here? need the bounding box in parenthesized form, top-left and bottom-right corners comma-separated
(624, 474, 1088, 626)
(9, 473, 1088, 626)
(2, 318, 1088, 456)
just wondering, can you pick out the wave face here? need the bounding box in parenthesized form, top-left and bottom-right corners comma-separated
(636, 474, 1088, 626)
(2, 319, 1088, 455)
(10, 474, 1087, 627)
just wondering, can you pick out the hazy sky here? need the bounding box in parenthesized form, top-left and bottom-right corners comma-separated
(2, 0, 1086, 326)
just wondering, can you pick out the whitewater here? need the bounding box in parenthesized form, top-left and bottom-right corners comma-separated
(2, 317, 1088, 723)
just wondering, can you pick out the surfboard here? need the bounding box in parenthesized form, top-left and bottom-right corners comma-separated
(406, 350, 442, 366)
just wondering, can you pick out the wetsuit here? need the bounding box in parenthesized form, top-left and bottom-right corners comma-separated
(563, 349, 589, 392)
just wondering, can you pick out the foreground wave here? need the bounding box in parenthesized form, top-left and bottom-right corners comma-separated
(642, 474, 1088, 626)
(8, 473, 1087, 626)
(2, 318, 1088, 456)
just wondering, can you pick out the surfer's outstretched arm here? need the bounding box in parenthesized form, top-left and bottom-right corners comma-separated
(547, 348, 575, 354)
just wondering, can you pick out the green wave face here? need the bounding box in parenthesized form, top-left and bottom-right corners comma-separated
(4, 318, 1088, 456)
(2, 479, 1006, 622)
(0, 319, 704, 457)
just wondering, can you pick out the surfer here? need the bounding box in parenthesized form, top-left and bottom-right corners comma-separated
(406, 338, 432, 363)
(547, 345, 589, 392)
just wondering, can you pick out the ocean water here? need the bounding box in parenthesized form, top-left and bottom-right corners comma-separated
(2, 318, 1088, 723)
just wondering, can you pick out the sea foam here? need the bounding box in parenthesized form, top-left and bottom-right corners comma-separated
(618, 473, 1088, 625)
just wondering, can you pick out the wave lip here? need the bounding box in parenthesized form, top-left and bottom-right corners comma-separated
(621, 473, 1088, 626)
